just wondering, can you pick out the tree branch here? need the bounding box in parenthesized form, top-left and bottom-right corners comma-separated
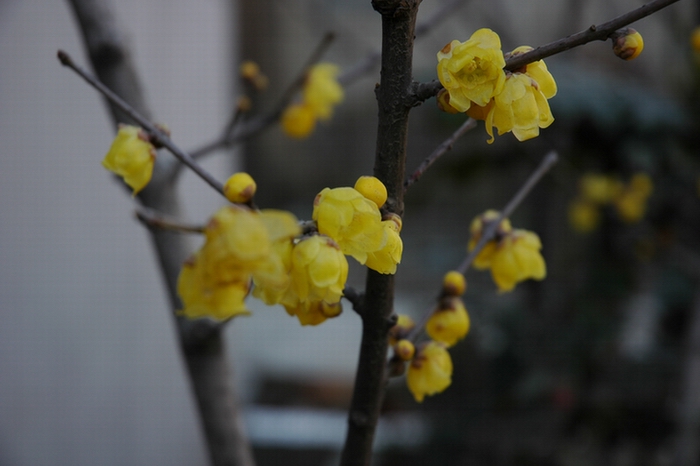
(404, 118, 476, 190)
(411, 0, 681, 102)
(407, 150, 559, 342)
(457, 150, 558, 275)
(340, 1, 421, 465)
(66, 1, 254, 465)
(135, 207, 205, 234)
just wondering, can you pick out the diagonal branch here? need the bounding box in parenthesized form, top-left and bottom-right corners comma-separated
(407, 150, 559, 343)
(411, 0, 681, 103)
(404, 118, 477, 190)
(57, 50, 226, 196)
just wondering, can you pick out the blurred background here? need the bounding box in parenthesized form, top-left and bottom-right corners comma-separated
(2, 0, 700, 465)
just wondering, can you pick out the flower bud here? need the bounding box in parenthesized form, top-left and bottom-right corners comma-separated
(611, 28, 644, 61)
(395, 339, 416, 361)
(388, 314, 416, 345)
(442, 270, 466, 296)
(240, 60, 269, 90)
(354, 176, 388, 208)
(224, 172, 257, 204)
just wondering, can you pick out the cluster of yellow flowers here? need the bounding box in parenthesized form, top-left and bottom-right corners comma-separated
(469, 210, 546, 292)
(173, 174, 402, 324)
(390, 271, 469, 402)
(313, 176, 403, 275)
(102, 125, 157, 195)
(436, 29, 557, 144)
(568, 173, 653, 232)
(282, 63, 344, 139)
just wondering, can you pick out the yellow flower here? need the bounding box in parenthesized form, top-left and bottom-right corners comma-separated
(406, 341, 453, 403)
(568, 199, 601, 233)
(467, 210, 512, 269)
(304, 63, 344, 121)
(613, 173, 653, 224)
(282, 103, 317, 139)
(490, 229, 546, 292)
(177, 253, 251, 321)
(579, 173, 622, 205)
(289, 235, 347, 303)
(485, 73, 554, 143)
(612, 28, 644, 61)
(251, 210, 302, 305)
(284, 300, 342, 326)
(199, 206, 272, 284)
(365, 219, 403, 275)
(426, 297, 470, 347)
(223, 172, 257, 204)
(437, 28, 506, 112)
(102, 125, 156, 195)
(312, 187, 386, 265)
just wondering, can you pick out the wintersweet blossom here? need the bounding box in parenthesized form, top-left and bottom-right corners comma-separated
(406, 341, 453, 402)
(282, 103, 317, 139)
(437, 28, 506, 112)
(177, 252, 251, 321)
(365, 218, 403, 275)
(568, 199, 601, 233)
(426, 297, 470, 347)
(178, 205, 300, 320)
(304, 63, 344, 120)
(312, 186, 386, 264)
(614, 173, 653, 223)
(467, 210, 512, 270)
(468, 211, 546, 292)
(102, 125, 156, 195)
(282, 63, 344, 138)
(281, 234, 348, 326)
(489, 229, 546, 292)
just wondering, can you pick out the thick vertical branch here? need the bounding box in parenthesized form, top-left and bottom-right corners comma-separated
(340, 1, 421, 465)
(66, 1, 254, 465)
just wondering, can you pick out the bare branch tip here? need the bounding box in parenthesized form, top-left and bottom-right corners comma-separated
(57, 50, 71, 66)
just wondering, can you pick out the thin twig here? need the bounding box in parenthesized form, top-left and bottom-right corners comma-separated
(411, 0, 681, 102)
(57, 50, 226, 196)
(187, 32, 336, 160)
(135, 207, 205, 234)
(404, 118, 477, 190)
(406, 151, 559, 342)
